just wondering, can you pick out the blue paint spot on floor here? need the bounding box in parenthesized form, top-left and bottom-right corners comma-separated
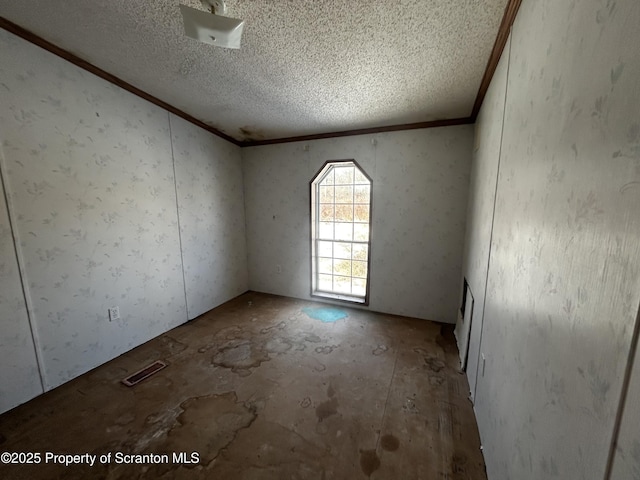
(302, 307, 348, 323)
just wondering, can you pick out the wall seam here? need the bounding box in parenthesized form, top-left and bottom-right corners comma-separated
(0, 144, 47, 392)
(239, 146, 251, 291)
(472, 31, 513, 402)
(168, 112, 190, 321)
(603, 300, 640, 480)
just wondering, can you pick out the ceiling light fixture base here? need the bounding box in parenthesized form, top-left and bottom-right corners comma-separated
(179, 0, 244, 49)
(201, 0, 226, 15)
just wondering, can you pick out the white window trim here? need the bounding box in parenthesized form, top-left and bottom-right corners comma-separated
(310, 159, 372, 305)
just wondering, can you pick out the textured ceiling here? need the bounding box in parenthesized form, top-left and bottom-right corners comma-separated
(0, 0, 509, 142)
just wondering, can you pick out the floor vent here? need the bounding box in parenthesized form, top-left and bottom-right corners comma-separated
(121, 360, 167, 387)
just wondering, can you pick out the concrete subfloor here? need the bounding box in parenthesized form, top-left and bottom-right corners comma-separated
(0, 292, 487, 479)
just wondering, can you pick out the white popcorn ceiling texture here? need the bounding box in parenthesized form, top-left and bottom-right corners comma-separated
(0, 0, 509, 141)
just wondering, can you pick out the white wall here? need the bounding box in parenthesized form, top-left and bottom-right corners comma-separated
(171, 115, 248, 320)
(460, 1, 640, 479)
(0, 175, 43, 413)
(454, 36, 509, 398)
(0, 29, 247, 412)
(243, 127, 472, 323)
(611, 331, 640, 479)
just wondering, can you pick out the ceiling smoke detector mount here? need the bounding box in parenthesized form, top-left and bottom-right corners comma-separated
(179, 0, 244, 49)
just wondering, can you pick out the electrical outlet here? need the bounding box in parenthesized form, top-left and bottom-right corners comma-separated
(276, 264, 282, 274)
(108, 306, 120, 321)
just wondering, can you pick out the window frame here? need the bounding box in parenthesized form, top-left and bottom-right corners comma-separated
(309, 159, 372, 305)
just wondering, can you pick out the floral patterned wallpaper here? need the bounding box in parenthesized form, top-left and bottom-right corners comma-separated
(462, 1, 640, 479)
(373, 128, 472, 322)
(611, 335, 640, 480)
(243, 127, 472, 323)
(171, 114, 248, 320)
(455, 36, 510, 400)
(0, 29, 248, 410)
(0, 175, 43, 412)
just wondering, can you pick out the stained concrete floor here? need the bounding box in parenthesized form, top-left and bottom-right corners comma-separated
(0, 292, 487, 479)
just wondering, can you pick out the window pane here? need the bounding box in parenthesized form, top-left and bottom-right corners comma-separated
(334, 242, 352, 259)
(318, 241, 333, 257)
(318, 274, 333, 291)
(335, 204, 353, 222)
(318, 258, 333, 274)
(352, 261, 367, 278)
(354, 185, 370, 204)
(312, 161, 371, 302)
(334, 166, 354, 185)
(320, 169, 334, 185)
(333, 259, 351, 276)
(352, 278, 367, 296)
(335, 222, 353, 241)
(354, 204, 369, 223)
(352, 244, 368, 261)
(353, 223, 369, 241)
(320, 185, 334, 203)
(320, 204, 334, 221)
(335, 186, 353, 203)
(334, 276, 351, 293)
(354, 169, 369, 184)
(319, 222, 334, 240)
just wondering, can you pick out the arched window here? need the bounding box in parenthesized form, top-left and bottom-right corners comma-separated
(310, 160, 372, 304)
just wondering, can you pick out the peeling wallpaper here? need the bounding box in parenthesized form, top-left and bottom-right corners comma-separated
(171, 114, 248, 320)
(461, 0, 640, 479)
(242, 127, 472, 323)
(0, 29, 247, 411)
